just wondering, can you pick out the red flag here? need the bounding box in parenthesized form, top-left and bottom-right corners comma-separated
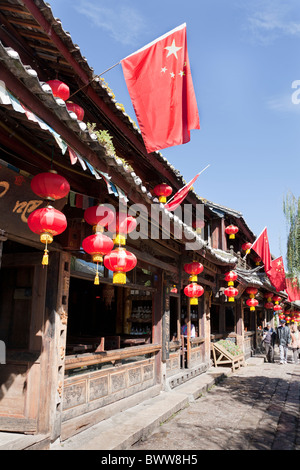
(250, 227, 272, 273)
(266, 256, 287, 292)
(121, 23, 200, 153)
(164, 173, 200, 211)
(285, 277, 300, 301)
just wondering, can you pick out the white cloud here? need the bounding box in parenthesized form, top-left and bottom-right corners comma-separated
(75, 1, 147, 46)
(266, 92, 300, 113)
(241, 0, 300, 45)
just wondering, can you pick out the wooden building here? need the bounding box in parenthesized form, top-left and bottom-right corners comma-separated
(0, 0, 296, 449)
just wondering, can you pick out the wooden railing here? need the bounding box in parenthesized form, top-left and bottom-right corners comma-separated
(64, 343, 161, 371)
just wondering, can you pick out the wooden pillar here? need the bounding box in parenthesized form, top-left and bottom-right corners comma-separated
(123, 287, 132, 334)
(162, 282, 170, 363)
(153, 269, 163, 385)
(204, 291, 211, 364)
(0, 230, 7, 270)
(39, 251, 71, 442)
(186, 299, 191, 368)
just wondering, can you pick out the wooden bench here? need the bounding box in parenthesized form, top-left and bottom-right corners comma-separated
(212, 342, 245, 371)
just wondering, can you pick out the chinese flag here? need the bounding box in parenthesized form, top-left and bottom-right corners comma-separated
(285, 277, 300, 301)
(121, 23, 200, 153)
(266, 256, 287, 292)
(250, 227, 272, 273)
(165, 172, 200, 211)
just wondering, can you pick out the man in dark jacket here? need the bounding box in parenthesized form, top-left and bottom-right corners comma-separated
(277, 319, 292, 364)
(262, 323, 276, 363)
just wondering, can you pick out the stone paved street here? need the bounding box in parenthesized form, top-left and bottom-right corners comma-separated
(131, 356, 300, 451)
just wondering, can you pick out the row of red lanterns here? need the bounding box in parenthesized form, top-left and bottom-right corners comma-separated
(27, 171, 137, 285)
(47, 80, 84, 121)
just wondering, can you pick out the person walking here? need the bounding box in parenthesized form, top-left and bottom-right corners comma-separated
(277, 319, 292, 364)
(262, 322, 276, 363)
(290, 323, 299, 364)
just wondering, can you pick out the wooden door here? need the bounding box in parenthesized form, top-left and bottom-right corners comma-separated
(0, 253, 47, 433)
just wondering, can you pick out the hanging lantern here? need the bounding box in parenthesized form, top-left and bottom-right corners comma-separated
(264, 292, 274, 302)
(104, 247, 137, 284)
(184, 261, 204, 282)
(31, 171, 70, 201)
(246, 287, 258, 311)
(112, 212, 137, 246)
(246, 298, 259, 311)
(264, 302, 274, 310)
(225, 225, 239, 239)
(170, 285, 178, 294)
(285, 315, 291, 323)
(27, 206, 67, 265)
(192, 219, 205, 234)
(274, 304, 282, 313)
(46, 79, 70, 101)
(224, 271, 238, 286)
(153, 183, 172, 203)
(184, 283, 204, 305)
(224, 286, 238, 302)
(84, 205, 115, 233)
(246, 287, 258, 298)
(253, 256, 261, 266)
(82, 233, 114, 285)
(242, 242, 252, 254)
(278, 314, 285, 320)
(66, 101, 85, 121)
(272, 295, 281, 304)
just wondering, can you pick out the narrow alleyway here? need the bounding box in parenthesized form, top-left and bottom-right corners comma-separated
(131, 355, 300, 451)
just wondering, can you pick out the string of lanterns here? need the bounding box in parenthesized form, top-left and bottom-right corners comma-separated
(27, 170, 70, 265)
(224, 270, 238, 302)
(183, 261, 204, 305)
(245, 287, 258, 311)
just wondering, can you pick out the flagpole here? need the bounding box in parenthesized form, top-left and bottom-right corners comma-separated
(243, 226, 267, 261)
(69, 61, 121, 99)
(166, 164, 210, 205)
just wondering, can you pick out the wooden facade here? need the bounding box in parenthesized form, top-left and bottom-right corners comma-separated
(0, 0, 297, 448)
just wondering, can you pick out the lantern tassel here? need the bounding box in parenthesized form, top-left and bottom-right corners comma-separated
(94, 262, 100, 285)
(42, 239, 49, 266)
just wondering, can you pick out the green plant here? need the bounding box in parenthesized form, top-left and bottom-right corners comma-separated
(217, 339, 243, 357)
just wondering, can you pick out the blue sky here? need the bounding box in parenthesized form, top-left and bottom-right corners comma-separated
(48, 0, 300, 265)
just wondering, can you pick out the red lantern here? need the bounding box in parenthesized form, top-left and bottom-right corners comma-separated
(104, 247, 137, 284)
(242, 242, 252, 254)
(224, 271, 238, 286)
(274, 304, 282, 312)
(184, 261, 204, 282)
(246, 298, 259, 311)
(253, 256, 261, 265)
(285, 315, 291, 323)
(264, 292, 273, 302)
(82, 233, 114, 285)
(246, 287, 258, 298)
(264, 302, 274, 310)
(192, 219, 205, 234)
(84, 205, 115, 232)
(184, 283, 204, 305)
(66, 101, 84, 121)
(153, 183, 172, 203)
(272, 295, 281, 304)
(278, 314, 285, 320)
(31, 171, 70, 201)
(225, 225, 239, 239)
(47, 79, 70, 101)
(170, 286, 178, 294)
(110, 212, 137, 246)
(224, 286, 238, 302)
(27, 206, 67, 265)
